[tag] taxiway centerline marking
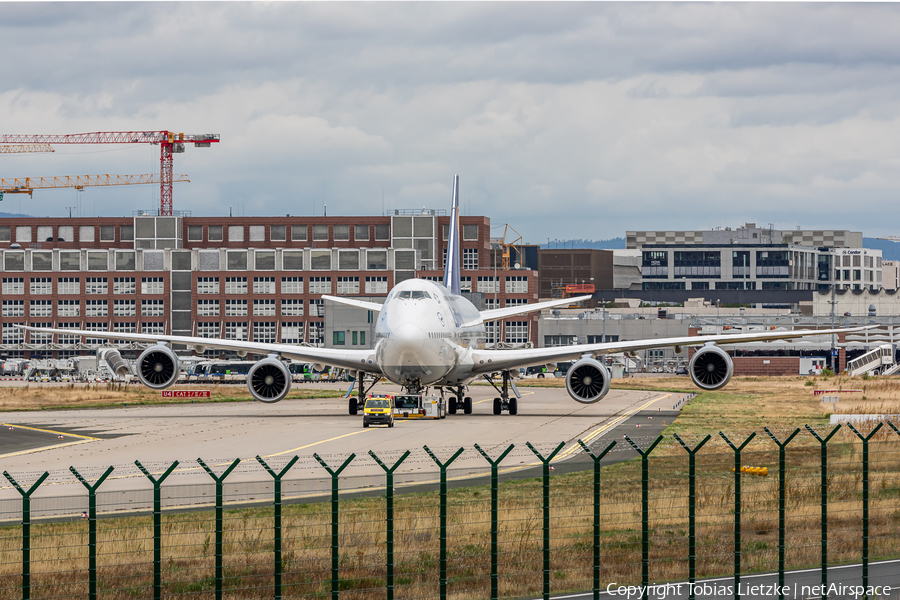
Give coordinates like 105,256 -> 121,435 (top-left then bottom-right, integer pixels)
1,422 -> 100,440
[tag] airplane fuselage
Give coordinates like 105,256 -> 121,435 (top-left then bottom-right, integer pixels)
374,278 -> 485,389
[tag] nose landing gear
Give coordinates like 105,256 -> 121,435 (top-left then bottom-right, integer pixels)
446,385 -> 472,415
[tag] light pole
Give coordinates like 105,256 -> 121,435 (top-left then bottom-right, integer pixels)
601,297 -> 606,344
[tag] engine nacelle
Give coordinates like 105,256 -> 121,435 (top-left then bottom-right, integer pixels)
689,345 -> 734,390
136,345 -> 180,389
247,357 -> 291,403
565,358 -> 611,404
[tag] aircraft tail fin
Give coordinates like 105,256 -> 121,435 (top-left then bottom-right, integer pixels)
443,175 -> 461,295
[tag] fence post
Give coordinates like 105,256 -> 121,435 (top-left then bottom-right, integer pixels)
368,450 -> 411,600
526,441 -> 566,600
762,428 -> 799,600
624,435 -> 664,597
198,458 -> 241,600
424,445 -> 465,600
475,443 -> 515,600
135,460 -> 179,600
313,453 -> 356,600
70,465 -> 114,600
719,432 -> 756,600
257,455 -> 301,600
805,424 -> 840,600
847,422 -> 883,598
673,433 -> 712,600
2,470 -> 49,600
577,439 -> 617,600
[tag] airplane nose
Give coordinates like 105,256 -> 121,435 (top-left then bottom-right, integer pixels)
393,322 -> 424,353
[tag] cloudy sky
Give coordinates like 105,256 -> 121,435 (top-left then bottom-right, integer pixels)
2,3 -> 899,243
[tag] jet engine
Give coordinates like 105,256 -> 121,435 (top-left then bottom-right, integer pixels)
247,357 -> 291,403
136,345 -> 180,389
688,345 -> 734,390
565,358 -> 611,404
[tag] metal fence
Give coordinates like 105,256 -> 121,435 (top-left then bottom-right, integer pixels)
2,422 -> 900,600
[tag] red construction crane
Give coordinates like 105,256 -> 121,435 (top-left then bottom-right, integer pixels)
0,131 -> 219,215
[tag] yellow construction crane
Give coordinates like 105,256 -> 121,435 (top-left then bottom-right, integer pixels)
493,223 -> 523,270
0,173 -> 189,201
0,144 -> 54,154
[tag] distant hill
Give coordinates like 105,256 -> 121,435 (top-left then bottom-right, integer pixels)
0,211 -> 34,218
545,237 -> 627,249
862,238 -> 900,262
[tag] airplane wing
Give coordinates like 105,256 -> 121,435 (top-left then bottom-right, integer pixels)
479,295 -> 593,321
321,295 -> 383,312
469,326 -> 872,373
14,325 -> 379,373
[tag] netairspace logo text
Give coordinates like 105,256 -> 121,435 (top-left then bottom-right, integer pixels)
606,582 -> 893,599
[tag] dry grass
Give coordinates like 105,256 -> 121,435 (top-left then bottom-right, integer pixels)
0,383 -> 342,411
2,375 -> 900,599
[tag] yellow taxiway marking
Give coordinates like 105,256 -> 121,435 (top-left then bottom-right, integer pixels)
0,440 -> 94,460
262,427 -> 377,458
1,422 -> 100,441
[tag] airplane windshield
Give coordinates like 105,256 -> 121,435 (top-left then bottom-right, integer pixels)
397,290 -> 431,300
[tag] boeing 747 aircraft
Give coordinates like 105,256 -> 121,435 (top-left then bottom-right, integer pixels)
18,176 -> 864,416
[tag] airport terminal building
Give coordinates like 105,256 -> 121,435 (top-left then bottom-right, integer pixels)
0,213 -> 538,360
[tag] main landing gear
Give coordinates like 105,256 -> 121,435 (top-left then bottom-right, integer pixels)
446,385 -> 472,415
348,370 -> 379,415
484,371 -> 519,416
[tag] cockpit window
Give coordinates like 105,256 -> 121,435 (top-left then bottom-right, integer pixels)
397,290 -> 431,300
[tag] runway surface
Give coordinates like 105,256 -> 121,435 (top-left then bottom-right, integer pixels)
0,383 -> 686,501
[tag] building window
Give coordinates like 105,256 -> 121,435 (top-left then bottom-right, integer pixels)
121,225 -> 134,241
463,224 -> 478,241
313,225 -> 329,241
641,250 -> 669,278
283,250 -> 303,271
336,277 -> 360,295
228,225 -> 244,242
197,322 -> 220,338
249,225 -> 265,242
208,225 -> 224,242
505,321 -> 529,344
115,251 -> 136,271
309,299 -> 324,317
141,277 -> 165,294
57,300 -> 80,317
29,300 -> 53,317
255,251 -> 275,270
309,277 -> 332,295
505,298 -> 528,307
85,300 -> 108,317
197,277 -> 220,294
31,252 -> 52,271
87,251 -> 108,271
253,276 -> 276,294
254,299 -> 276,316
309,322 -> 324,346
281,299 -> 304,316
2,278 -> 24,295
113,300 -> 136,317
365,277 -> 388,294
333,331 -> 346,345
334,225 -> 350,241
100,225 -> 116,242
197,299 -> 219,317
545,335 -> 577,347
281,277 -> 304,294
29,322 -> 53,345
463,248 -> 479,270
188,225 -> 203,241
59,251 -> 80,271
270,225 -> 286,241
30,278 -> 52,295
113,277 -> 136,294
225,299 -> 248,316
225,322 -> 248,340
374,224 -> 390,240
4,252 -> 24,271
2,300 -> 24,317
338,250 -> 359,270
55,277 -> 80,295
253,322 -> 277,343
505,276 -> 528,294
310,250 -> 331,270
461,277 -> 472,292
756,251 -> 790,278
355,225 -> 369,241
291,225 -> 307,242
225,277 -> 248,294
227,251 -> 248,270
281,322 -> 304,344
86,278 -> 108,295
0,226 -> 8,241
366,250 -> 387,270
142,299 -> 165,317
2,323 -> 25,345
477,276 -> 498,294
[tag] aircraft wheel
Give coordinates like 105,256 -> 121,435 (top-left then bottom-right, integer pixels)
349,398 -> 358,415
509,397 -> 518,416
448,402 -> 457,415
493,398 -> 502,415
464,397 -> 473,414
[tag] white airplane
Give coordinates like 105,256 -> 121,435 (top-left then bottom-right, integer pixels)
19,176 -> 864,416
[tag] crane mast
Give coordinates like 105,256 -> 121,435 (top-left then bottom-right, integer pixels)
0,131 -> 218,215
